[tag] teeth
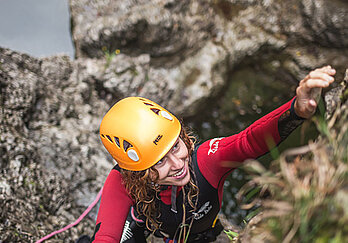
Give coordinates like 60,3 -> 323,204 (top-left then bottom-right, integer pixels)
171,168 -> 184,177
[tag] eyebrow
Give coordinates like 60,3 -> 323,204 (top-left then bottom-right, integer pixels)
172,138 -> 180,147
158,138 -> 180,162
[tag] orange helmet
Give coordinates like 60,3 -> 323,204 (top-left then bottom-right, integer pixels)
99,97 -> 181,171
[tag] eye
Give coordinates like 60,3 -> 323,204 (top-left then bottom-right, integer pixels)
172,141 -> 180,152
155,159 -> 165,167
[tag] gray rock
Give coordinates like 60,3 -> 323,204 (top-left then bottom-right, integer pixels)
70,0 -> 214,62
0,47 -> 110,241
70,0 -> 348,121
1,0 -> 348,241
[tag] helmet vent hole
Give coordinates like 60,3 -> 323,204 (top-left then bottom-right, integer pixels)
114,137 -> 120,147
101,134 -> 105,138
123,140 -> 133,152
106,135 -> 113,143
127,149 -> 139,162
151,108 -> 160,115
160,110 -> 173,121
139,98 -> 146,101
144,102 -> 154,106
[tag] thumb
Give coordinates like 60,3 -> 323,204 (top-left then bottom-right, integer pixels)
307,99 -> 317,114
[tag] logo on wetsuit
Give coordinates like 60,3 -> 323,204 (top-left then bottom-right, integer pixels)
208,138 -> 224,155
192,201 -> 212,220
120,220 -> 133,242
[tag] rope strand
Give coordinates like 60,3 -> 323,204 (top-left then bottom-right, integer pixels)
36,187 -> 103,243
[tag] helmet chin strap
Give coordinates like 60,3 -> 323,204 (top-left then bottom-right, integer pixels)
171,185 -> 178,213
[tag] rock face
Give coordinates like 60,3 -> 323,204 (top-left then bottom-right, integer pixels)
0,48 -> 111,241
1,0 -> 348,242
70,0 -> 348,125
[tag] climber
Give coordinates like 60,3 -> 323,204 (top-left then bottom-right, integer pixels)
90,66 -> 336,242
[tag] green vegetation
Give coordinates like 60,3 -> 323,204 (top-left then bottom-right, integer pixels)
102,46 -> 120,68
224,229 -> 239,241
237,96 -> 348,242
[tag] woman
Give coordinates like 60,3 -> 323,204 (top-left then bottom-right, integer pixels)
92,66 -> 336,242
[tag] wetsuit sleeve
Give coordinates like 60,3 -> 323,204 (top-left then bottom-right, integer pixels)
197,97 -> 304,189
91,169 -> 133,243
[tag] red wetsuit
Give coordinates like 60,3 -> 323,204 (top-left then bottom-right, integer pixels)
92,98 -> 304,242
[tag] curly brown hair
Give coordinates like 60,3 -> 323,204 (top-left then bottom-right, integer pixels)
119,125 -> 199,232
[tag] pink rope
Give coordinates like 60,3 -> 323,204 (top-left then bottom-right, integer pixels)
36,188 -> 103,243
131,207 -> 144,223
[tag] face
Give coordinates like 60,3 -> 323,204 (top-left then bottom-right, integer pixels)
152,137 -> 191,187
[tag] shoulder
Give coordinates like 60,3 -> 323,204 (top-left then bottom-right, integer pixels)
200,138 -> 225,155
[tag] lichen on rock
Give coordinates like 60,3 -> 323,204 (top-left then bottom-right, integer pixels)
1,0 -> 348,242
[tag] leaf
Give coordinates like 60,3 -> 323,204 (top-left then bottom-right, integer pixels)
224,230 -> 239,240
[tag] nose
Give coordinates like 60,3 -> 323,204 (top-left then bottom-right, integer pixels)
166,153 -> 183,170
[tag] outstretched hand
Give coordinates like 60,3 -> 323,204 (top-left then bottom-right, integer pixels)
294,65 -> 336,119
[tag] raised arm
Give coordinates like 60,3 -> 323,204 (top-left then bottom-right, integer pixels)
197,65 -> 336,188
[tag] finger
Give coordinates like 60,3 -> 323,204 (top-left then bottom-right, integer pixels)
303,78 -> 331,89
307,70 -> 335,82
296,85 -> 306,97
328,68 -> 336,75
304,99 -> 317,115
308,99 -> 317,107
317,65 -> 331,71
296,99 -> 317,118
315,65 -> 336,75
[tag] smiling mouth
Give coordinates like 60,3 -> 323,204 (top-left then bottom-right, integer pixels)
169,167 -> 186,178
